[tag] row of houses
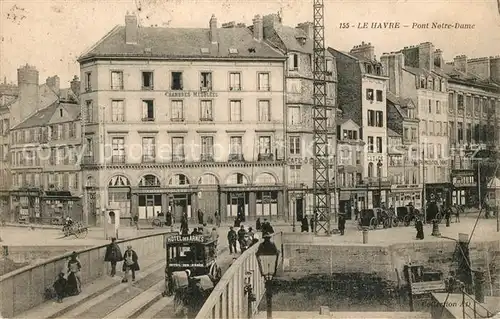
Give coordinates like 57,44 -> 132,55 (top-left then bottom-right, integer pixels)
0,12 -> 499,225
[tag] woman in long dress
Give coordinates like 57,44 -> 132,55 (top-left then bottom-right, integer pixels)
66,252 -> 82,296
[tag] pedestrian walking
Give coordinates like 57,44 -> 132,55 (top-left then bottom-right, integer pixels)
415,216 -> 424,240
256,217 -> 261,231
338,213 -> 346,235
237,225 -> 247,250
455,206 -> 460,223
181,212 -> 189,235
66,252 -> 82,296
445,207 -> 451,227
214,210 -> 221,227
53,272 -> 67,303
166,210 -> 172,227
301,216 -> 309,232
354,207 -> 360,221
310,215 -> 315,232
104,237 -> 123,277
122,245 -> 140,283
210,227 -> 219,241
227,226 -> 237,254
197,209 -> 204,225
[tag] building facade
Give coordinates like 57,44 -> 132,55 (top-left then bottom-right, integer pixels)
386,92 -> 422,209
330,43 -> 390,209
8,70 -> 82,223
79,13 -> 287,224
381,43 -> 450,206
336,114 -> 364,218
260,14 -> 337,221
444,55 -> 500,207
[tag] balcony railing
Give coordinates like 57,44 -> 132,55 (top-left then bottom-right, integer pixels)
171,117 -> 185,122
200,154 -> 214,162
257,153 -> 274,161
228,153 -> 244,162
142,117 -> 155,122
200,117 -> 213,122
172,155 -> 185,163
111,155 -> 125,163
142,155 -> 155,163
141,85 -> 154,90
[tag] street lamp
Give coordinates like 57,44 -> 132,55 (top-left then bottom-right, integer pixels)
256,234 -> 280,319
377,160 -> 383,207
290,191 -> 296,232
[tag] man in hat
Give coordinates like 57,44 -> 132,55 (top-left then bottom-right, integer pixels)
122,245 -> 140,283
104,237 -> 123,277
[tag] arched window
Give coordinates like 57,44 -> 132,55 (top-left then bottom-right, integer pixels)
198,174 -> 219,185
108,175 -> 130,187
139,174 -> 161,187
368,162 -> 374,178
169,174 -> 189,186
226,173 -> 248,185
255,173 -> 277,185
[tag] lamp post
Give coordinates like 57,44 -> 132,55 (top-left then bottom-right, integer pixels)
290,190 -> 296,232
422,148 -> 427,223
377,160 -> 383,207
256,234 -> 280,319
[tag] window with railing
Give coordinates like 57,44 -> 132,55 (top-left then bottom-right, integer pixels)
171,100 -> 184,121
112,137 -> 125,163
230,100 -> 242,122
258,100 -> 270,122
172,137 -> 185,162
229,72 -> 241,91
142,100 -> 154,121
142,137 -> 155,163
201,136 -> 214,161
258,136 -> 272,161
200,100 -> 213,121
229,136 -> 243,161
111,100 -> 124,122
142,71 -> 154,90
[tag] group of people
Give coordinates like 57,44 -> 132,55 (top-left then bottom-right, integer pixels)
51,239 -> 140,303
227,224 -> 260,254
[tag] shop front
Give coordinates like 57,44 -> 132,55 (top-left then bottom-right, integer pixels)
451,171 -> 477,207
10,187 -> 43,223
425,183 -> 451,206
42,190 -> 82,224
389,184 -> 423,210
220,185 -> 284,222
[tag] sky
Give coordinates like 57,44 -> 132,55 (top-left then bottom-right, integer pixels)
1,0 -> 500,86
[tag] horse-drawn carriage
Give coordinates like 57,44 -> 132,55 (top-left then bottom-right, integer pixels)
395,205 -> 421,226
162,234 -> 222,301
357,207 -> 396,230
61,221 -> 88,238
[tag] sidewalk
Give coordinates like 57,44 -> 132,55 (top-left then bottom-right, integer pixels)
15,252 -> 165,319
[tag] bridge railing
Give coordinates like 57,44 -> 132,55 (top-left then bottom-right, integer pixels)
196,232 -> 283,319
0,230 -> 176,318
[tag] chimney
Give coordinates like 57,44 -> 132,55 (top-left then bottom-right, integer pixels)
209,14 -> 218,43
453,55 -> 468,73
125,12 -> 138,44
46,76 -> 60,94
467,57 -> 491,80
380,52 -> 405,97
263,14 -> 282,30
349,41 -> 375,61
252,15 -> 263,41
490,56 -> 500,83
70,75 -> 81,96
434,49 -> 444,68
17,64 -> 39,122
296,22 -> 313,39
418,42 -> 435,70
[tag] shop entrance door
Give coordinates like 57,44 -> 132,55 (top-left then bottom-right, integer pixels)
295,198 -> 303,221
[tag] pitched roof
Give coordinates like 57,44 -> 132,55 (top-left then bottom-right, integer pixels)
271,25 -> 312,53
387,128 -> 401,137
12,102 -> 80,130
79,26 -> 284,61
441,63 -> 500,89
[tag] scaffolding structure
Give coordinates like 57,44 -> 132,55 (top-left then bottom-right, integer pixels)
312,0 -> 331,235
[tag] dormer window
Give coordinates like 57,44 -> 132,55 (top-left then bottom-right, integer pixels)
201,48 -> 210,54
228,48 -> 238,54
59,109 -> 63,117
296,36 -> 306,45
420,77 -> 426,88
366,64 -> 372,74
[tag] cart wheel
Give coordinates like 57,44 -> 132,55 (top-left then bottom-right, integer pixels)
382,219 -> 390,229
403,215 -> 411,227
369,217 -> 378,230
392,218 -> 399,227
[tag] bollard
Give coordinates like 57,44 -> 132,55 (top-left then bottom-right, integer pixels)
431,219 -> 441,237
362,228 -> 368,244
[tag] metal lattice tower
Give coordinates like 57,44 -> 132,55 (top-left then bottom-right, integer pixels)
312,0 -> 331,235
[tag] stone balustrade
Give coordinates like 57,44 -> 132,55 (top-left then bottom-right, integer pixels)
0,230 -> 175,318
196,232 -> 283,319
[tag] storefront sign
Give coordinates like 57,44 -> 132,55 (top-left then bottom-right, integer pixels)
167,235 -> 205,243
392,184 -> 422,190
165,91 -> 218,98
